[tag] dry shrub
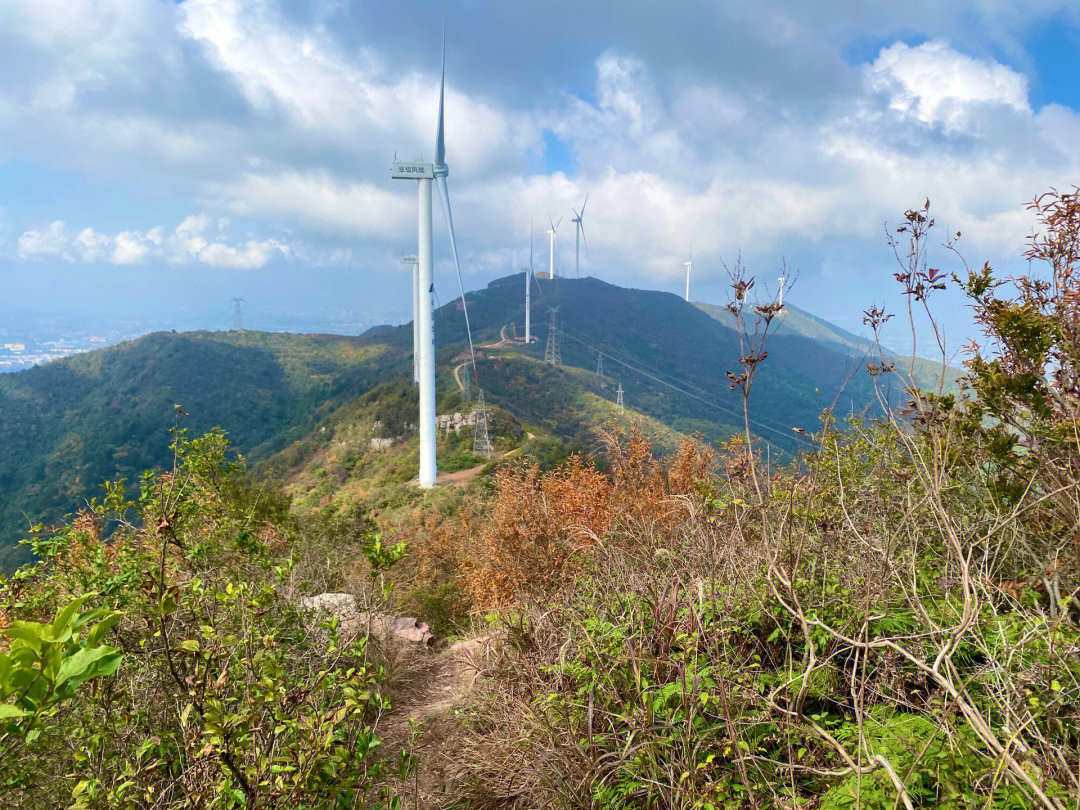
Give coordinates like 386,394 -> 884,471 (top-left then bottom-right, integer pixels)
464,454 -> 611,608
463,432 -> 716,610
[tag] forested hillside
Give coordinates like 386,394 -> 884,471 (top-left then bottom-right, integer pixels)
0,276 -> 945,567
0,330 -> 408,566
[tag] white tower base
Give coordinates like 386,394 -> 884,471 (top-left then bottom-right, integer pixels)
417,178 -> 437,488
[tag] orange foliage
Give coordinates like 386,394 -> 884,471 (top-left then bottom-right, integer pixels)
463,455 -> 611,608
464,431 -> 716,609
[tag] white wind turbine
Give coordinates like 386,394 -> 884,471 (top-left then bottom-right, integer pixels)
571,193 -> 588,278
547,215 -> 562,279
401,254 -> 419,384
391,28 -> 476,488
524,222 -> 533,342
684,254 -> 693,302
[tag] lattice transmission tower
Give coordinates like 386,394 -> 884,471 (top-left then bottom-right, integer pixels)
462,366 -> 472,403
616,382 -> 624,411
544,306 -> 561,367
231,297 -> 245,331
596,351 -> 604,377
472,389 -> 493,458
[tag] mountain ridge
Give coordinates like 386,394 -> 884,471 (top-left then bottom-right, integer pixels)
0,274 -> 953,567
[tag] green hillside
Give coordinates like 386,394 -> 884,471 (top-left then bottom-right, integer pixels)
695,299 -> 955,391
0,330 -> 408,567
0,275 -> 955,567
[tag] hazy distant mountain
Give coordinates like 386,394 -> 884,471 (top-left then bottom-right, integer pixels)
694,300 -> 951,390
0,274 -> 951,567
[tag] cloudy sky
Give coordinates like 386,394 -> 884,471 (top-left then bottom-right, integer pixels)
2,1 -> 1079,348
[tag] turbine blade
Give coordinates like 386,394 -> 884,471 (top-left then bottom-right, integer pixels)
435,24 -> 446,167
556,216 -> 562,231
549,215 -> 556,232
580,222 -> 588,256
436,174 -> 476,378
580,192 -> 588,216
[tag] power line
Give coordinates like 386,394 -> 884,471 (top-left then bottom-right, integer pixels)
564,325 -> 717,403
561,324 -> 819,447
558,329 -> 814,449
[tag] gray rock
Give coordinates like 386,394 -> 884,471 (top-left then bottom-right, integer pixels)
299,593 -> 434,645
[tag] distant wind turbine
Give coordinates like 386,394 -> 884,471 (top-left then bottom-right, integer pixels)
684,254 -> 693,302
525,221 -> 533,342
390,26 -> 476,488
547,215 -> 562,279
571,193 -> 588,278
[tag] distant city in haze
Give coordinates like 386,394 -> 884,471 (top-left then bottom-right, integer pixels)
0,306 -> 407,373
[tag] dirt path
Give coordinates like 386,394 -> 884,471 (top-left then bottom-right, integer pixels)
437,462 -> 488,487
452,323 -> 516,393
380,635 -> 500,808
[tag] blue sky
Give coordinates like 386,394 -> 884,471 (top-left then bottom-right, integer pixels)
2,0 -> 1080,352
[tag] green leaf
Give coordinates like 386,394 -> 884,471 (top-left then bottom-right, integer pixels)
55,646 -> 122,693
52,596 -> 89,636
0,703 -> 28,719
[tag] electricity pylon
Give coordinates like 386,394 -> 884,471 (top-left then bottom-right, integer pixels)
596,351 -> 604,377
545,306 -> 561,366
231,297 -> 244,331
616,382 -> 624,411
472,389 -> 493,458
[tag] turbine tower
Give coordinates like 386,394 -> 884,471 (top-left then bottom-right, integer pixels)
402,255 -> 419,384
391,27 -> 475,488
777,274 -> 786,312
547,216 -> 561,279
684,255 -> 693,302
525,222 -> 533,343
571,193 -> 588,278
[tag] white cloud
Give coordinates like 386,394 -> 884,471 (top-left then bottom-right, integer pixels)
16,214 -> 291,269
2,0 -> 1080,331
178,0 -> 537,179
111,231 -> 154,264
210,171 -> 413,237
868,39 -> 1030,132
75,227 -> 111,261
18,221 -> 69,259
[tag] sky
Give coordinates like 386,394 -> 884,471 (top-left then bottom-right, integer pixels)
2,0 -> 1079,354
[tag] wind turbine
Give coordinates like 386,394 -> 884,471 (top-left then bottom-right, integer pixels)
571,193 -> 588,278
547,215 -> 561,279
390,28 -> 476,488
401,255 -> 419,384
525,222 -> 533,342
684,254 -> 693,302
777,274 -> 786,312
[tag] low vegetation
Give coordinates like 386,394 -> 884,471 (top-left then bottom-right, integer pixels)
1,191 -> 1078,807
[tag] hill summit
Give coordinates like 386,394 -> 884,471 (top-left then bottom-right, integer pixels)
0,274 -> 942,567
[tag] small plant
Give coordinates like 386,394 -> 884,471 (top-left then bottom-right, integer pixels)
0,595 -> 121,776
